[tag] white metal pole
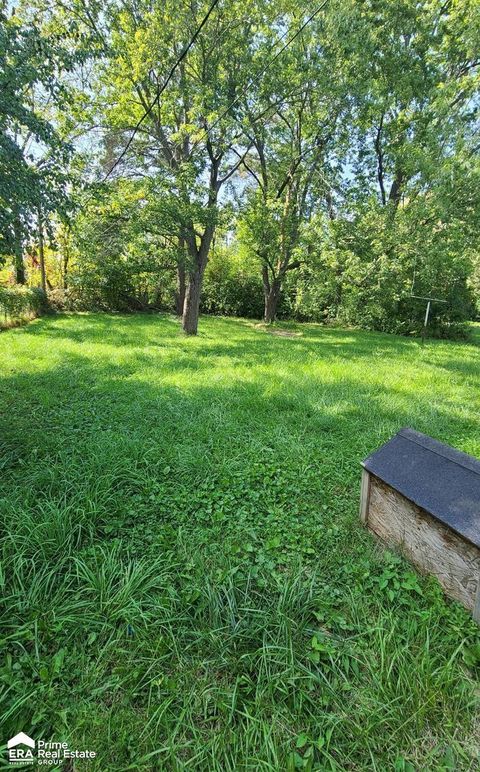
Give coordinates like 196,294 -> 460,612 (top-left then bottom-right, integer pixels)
424,300 -> 431,327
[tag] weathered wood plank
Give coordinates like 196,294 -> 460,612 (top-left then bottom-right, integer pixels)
359,468 -> 371,525
366,474 -> 480,614
474,584 -> 480,624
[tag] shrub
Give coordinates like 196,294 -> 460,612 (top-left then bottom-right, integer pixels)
201,244 -> 264,319
0,286 -> 48,326
284,205 -> 476,339
46,287 -> 88,312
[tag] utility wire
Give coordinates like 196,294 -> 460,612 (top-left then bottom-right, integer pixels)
104,0 -> 222,180
187,0 -> 330,160
105,0 -> 330,178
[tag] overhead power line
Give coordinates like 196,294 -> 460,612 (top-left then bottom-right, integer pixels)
104,0 -> 222,180
187,0 -> 330,160
105,0 -> 330,178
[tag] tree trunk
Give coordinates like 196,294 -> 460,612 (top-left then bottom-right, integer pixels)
181,225 -> 214,334
175,261 -> 186,316
388,170 -> 404,209
264,278 -> 281,324
62,226 -> 71,289
13,218 -> 25,284
182,265 -> 204,334
63,254 -> 69,290
38,209 -> 47,294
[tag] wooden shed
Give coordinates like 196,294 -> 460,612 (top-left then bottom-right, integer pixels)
360,428 -> 480,621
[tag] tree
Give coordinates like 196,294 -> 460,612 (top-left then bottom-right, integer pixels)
0,6 -> 79,283
236,4 -> 348,322
90,0 -> 272,333
5,0 -> 477,339
332,0 -> 479,217
291,0 -> 480,334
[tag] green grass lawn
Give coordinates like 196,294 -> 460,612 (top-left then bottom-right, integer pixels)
1,313 -> 479,770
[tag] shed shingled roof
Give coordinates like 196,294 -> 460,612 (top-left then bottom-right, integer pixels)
362,428 -> 480,549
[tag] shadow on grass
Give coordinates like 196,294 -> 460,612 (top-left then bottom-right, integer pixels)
2,315 -> 479,584
18,311 -> 430,368
1,328 -> 478,483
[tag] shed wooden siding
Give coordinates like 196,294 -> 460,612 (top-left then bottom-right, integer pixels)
363,472 -> 480,616
360,429 -> 480,621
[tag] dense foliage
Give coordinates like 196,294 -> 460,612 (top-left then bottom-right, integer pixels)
1,0 -> 479,335
0,284 -> 46,324
0,6 -> 84,282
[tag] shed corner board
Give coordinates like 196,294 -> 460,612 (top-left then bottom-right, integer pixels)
359,468 -> 371,525
474,583 -> 480,624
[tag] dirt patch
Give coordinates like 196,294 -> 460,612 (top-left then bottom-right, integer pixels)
268,330 -> 303,338
251,323 -> 303,338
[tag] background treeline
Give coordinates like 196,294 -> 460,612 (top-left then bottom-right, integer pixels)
1,0 -> 479,337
